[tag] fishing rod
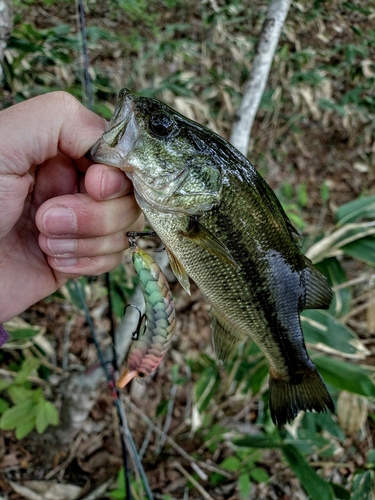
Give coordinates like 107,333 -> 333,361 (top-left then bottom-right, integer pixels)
76,2 -> 153,498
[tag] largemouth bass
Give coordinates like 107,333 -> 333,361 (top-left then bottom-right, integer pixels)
117,243 -> 176,388
90,88 -> 334,425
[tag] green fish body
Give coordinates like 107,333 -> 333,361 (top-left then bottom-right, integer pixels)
90,88 -> 334,425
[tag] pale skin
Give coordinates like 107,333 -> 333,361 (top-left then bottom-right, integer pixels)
0,91 -> 143,323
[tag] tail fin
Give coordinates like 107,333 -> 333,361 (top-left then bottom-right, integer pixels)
269,366 -> 334,426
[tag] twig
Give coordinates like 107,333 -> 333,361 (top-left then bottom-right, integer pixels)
126,398 -> 209,481
139,425 -> 153,461
173,462 -> 215,500
155,383 -> 178,454
29,344 -> 64,374
116,396 -> 154,500
229,0 -> 291,155
0,368 -> 48,386
80,479 -> 114,500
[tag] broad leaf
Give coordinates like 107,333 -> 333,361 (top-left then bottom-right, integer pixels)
342,236 -> 375,267
282,444 -> 334,500
302,310 -> 363,356
315,257 -> 351,316
336,194 -> 375,226
314,356 -> 375,398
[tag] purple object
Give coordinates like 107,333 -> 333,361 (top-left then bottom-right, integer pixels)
0,324 -> 9,347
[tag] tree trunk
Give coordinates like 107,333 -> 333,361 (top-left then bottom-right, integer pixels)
230,0 -> 290,156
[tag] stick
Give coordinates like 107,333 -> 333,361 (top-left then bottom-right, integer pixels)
229,0 -> 291,155
173,462 -> 215,500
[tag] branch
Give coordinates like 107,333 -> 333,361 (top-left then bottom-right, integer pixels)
0,0 -> 12,83
229,0 -> 291,156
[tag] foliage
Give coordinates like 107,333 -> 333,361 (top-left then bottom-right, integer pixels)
0,356 -> 59,439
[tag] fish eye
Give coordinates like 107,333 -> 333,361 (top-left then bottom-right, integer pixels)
148,113 -> 175,138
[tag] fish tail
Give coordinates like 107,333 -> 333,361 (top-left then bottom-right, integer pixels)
269,365 -> 334,426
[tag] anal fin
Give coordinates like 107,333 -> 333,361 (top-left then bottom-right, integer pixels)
211,309 -> 245,362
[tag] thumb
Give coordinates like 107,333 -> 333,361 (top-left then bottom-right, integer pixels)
0,91 -> 105,239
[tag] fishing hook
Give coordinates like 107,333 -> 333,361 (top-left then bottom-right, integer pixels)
124,304 -> 147,340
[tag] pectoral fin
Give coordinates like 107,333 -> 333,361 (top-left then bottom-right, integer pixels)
211,309 -> 245,361
166,248 -> 191,295
180,217 -> 238,268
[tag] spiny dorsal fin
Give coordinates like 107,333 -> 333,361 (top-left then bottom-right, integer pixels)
180,217 -> 239,268
165,248 -> 191,295
211,309 -> 245,361
303,265 -> 333,310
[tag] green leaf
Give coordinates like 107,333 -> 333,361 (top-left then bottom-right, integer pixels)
342,236 -> 375,267
0,398 -> 10,413
351,470 -> 375,500
220,456 -> 241,471
302,310 -> 360,355
233,434 -> 281,449
367,449 -> 375,466
0,399 -> 35,430
14,357 -> 40,384
8,385 -> 33,405
238,473 -> 252,500
250,467 -> 269,483
336,195 -> 375,226
0,378 -> 11,392
314,356 -> 375,398
306,222 -> 375,264
315,257 -> 351,316
15,419 -> 36,439
35,400 -> 58,433
282,444 -> 334,500
6,324 -> 42,341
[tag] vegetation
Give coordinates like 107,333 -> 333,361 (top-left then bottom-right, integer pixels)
1,0 -> 375,498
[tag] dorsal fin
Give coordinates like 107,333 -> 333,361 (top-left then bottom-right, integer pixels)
211,309 -> 245,361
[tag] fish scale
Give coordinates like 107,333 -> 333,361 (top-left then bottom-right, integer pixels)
90,88 -> 335,425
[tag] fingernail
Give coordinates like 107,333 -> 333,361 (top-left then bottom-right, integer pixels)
53,257 -> 78,267
42,206 -> 77,235
101,169 -> 127,199
47,239 -> 77,256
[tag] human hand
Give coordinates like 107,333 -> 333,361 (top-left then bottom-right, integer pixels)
0,91 -> 143,323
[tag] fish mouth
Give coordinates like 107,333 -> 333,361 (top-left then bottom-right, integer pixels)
87,89 -> 137,172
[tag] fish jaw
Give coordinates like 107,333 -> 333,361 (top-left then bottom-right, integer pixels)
89,90 -> 138,171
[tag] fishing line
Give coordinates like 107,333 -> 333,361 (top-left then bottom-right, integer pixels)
75,2 -> 154,499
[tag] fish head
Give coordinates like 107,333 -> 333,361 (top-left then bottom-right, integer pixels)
89,88 -> 223,215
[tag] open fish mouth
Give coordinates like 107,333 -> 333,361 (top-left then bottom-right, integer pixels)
88,89 -> 137,172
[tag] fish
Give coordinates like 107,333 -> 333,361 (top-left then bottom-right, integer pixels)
89,88 -> 334,425
116,244 -> 176,388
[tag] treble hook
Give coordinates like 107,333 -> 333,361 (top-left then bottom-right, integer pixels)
126,231 -> 158,248
124,304 -> 147,340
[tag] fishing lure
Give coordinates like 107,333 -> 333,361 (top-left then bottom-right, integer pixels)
116,235 -> 176,388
